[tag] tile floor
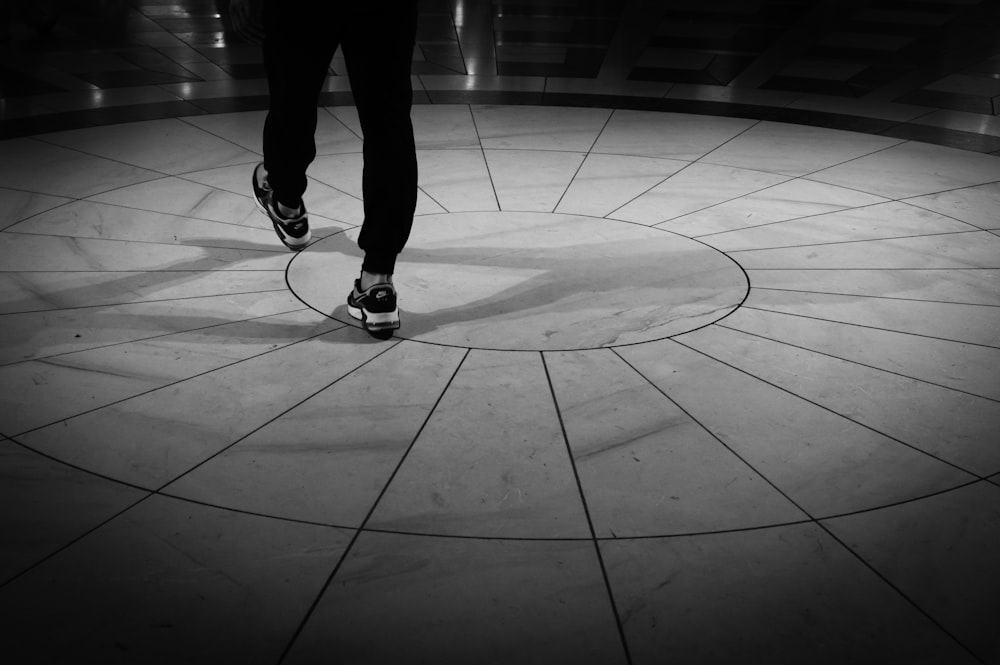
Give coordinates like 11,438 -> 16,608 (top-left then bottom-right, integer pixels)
2,2 -> 1000,664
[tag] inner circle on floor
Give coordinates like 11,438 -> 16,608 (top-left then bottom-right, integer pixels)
287,211 -> 749,351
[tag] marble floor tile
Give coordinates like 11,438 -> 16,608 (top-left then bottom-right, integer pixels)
1,308 -> 336,437
721,307 -> 1000,402
87,176 -> 260,226
182,110 -> 363,157
0,494 -> 352,665
665,83 -> 801,107
367,349 -> 590,538
158,78 -> 270,101
807,140 -> 1000,199
40,118 -> 261,176
591,109 -> 757,161
699,200 -> 979,252
483,149 -> 586,212
545,349 -> 806,537
471,104 -> 612,152
307,152 -> 444,217
419,75 -> 546,92
416,148 -> 499,212
12,199 -> 283,250
408,103 -> 483,149
601,524 -> 980,665
0,270 -> 287,314
13,324 -> 387,488
905,182 -> 1000,230
610,162 -> 790,225
786,94 -> 929,122
910,108 -> 1000,138
664,179 -> 888,239
554,153 -> 686,218
702,121 -> 905,177
0,290 -> 303,365
732,230 -> 1000,270
744,268 -> 1000,306
687,325 -> 1000,475
743,288 -> 1000,346
545,77 -> 672,98
0,138 -> 161,199
179,163 -> 365,230
0,187 -> 73,232
617,337 -> 974,517
285,532 -> 628,665
164,342 -> 466,527
0,438 -> 147,583
823,482 -> 1000,664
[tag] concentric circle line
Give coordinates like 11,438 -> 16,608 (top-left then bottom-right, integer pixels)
273,346 -> 471,665
540,351 -> 635,664
669,335 -> 992,480
738,304 -> 1000,352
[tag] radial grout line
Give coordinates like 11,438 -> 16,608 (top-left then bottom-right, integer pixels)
688,199 -> 892,239
550,108 -> 616,213
468,104 -> 503,211
714,321 -> 1000,405
670,336 -> 990,480
540,352 -> 635,665
418,184 -> 450,214
9,320 -> 347,438
275,347 -> 471,665
900,198 -> 994,233
724,226 -> 995,253
321,106 -> 364,142
0,288 -> 291,316
608,344 -> 992,660
691,117 -> 764,164
175,115 -> 263,157
2,228 -> 291,254
0,301 -> 311,368
750,286 -> 1000,308
738,304 -> 1000,351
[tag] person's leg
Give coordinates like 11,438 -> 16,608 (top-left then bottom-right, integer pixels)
261,0 -> 339,209
340,2 -> 420,283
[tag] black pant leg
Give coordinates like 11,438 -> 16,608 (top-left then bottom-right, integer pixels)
262,1 -> 339,207
341,2 -> 420,275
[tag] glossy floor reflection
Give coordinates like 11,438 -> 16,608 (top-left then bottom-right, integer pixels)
2,104 -> 1000,664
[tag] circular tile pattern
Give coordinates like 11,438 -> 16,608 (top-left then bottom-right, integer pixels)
287,211 -> 749,351
2,105 -> 999,544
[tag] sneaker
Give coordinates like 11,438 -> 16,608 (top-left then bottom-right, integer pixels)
347,280 -> 400,338
251,162 -> 311,251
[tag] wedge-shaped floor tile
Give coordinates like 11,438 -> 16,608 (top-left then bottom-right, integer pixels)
0,494 -> 351,665
807,140 -> 1000,199
284,532 -> 628,665
702,120 -> 904,177
686,325 -> 1000,475
1,308 -> 337,435
592,109 -> 756,162
745,268 -> 1000,306
601,524 -> 980,665
823,482 -> 1000,664
484,148 -> 586,212
367,349 -> 591,538
545,349 -> 806,537
17,325 -> 386,487
555,153 -> 686,218
722,307 -> 1000,401
40,118 -> 260,175
610,162 -> 790,225
164,341 -> 467,526
417,148 -> 499,212
743,287 -> 1000,346
699,200 -> 978,253
472,104 -> 613,152
0,439 -> 147,583
617,337 -> 974,517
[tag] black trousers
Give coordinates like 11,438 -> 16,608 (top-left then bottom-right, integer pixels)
262,1 -> 419,275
